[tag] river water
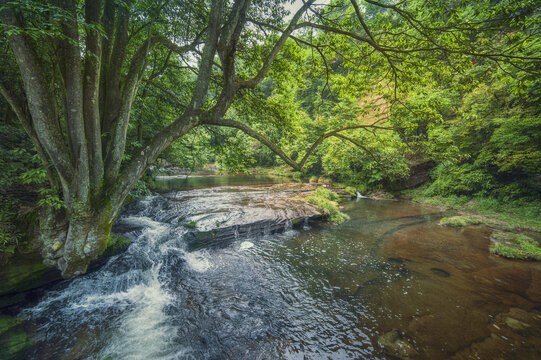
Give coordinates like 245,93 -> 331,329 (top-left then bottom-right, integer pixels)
20,176 -> 541,359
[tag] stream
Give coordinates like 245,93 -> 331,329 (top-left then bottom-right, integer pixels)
18,176 -> 541,359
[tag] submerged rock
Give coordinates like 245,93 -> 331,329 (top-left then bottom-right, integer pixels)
505,317 -> 530,331
377,329 -> 418,359
430,267 -> 451,278
239,241 -> 254,250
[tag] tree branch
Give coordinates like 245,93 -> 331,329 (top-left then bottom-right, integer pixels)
0,3 -> 74,186
239,0 -> 316,89
83,0 -> 104,191
109,1 -> 225,214
204,117 -> 301,171
103,34 -> 203,183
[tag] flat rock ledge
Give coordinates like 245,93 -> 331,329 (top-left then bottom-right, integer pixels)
181,183 -> 326,251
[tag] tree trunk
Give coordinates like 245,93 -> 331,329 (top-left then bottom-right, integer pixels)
39,205 -> 113,278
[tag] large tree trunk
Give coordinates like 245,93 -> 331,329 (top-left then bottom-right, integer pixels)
39,204 -> 113,278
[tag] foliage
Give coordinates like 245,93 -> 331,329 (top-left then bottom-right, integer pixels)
131,180 -> 152,198
0,0 -> 540,275
183,221 -> 197,230
344,186 -> 357,197
490,232 -> 541,261
0,200 -> 20,254
406,187 -> 541,232
102,234 -> 131,258
305,187 -> 349,224
0,124 -> 39,188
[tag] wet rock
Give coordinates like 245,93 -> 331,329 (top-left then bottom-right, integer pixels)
377,329 -> 418,359
184,216 -> 321,251
152,184 -> 326,251
0,254 -> 62,309
430,267 -> 450,277
505,317 -> 530,331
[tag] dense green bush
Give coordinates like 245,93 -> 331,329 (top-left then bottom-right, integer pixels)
306,188 -> 349,224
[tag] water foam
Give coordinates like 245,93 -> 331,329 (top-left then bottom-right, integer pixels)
239,241 -> 254,250
183,250 -> 212,272
97,265 -> 177,360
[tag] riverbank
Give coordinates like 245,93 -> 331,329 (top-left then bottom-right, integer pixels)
400,187 -> 541,233
250,166 -> 541,233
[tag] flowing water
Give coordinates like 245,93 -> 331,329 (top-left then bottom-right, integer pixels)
19,176 -> 541,359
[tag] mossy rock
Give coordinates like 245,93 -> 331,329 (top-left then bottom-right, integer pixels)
489,232 -> 541,261
0,254 -> 61,297
439,215 -> 483,227
101,234 -> 131,258
0,315 -> 33,360
305,188 -> 349,224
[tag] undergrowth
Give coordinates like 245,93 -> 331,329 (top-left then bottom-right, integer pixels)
306,188 -> 349,224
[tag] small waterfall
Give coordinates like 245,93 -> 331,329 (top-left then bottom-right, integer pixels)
21,183 -> 325,359
284,219 -> 293,232
356,191 -> 369,199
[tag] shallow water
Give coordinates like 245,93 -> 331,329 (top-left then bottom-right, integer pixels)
20,179 -> 541,359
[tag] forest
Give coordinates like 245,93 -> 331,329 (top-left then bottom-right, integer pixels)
2,0 -> 539,276
1,1 -> 541,359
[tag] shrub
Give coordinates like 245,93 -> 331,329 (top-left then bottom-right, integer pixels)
102,234 -> 131,257
313,187 -> 339,201
344,186 -> 357,197
0,201 -> 21,254
306,187 -> 349,224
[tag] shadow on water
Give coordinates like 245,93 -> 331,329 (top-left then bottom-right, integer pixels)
17,178 -> 541,360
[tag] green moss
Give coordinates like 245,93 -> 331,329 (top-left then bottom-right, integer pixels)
183,221 -> 197,229
0,254 -> 60,297
490,232 -> 541,261
344,186 -> 357,197
306,187 -> 349,224
403,187 -> 541,232
0,315 -> 33,360
101,234 -> 131,257
439,215 -> 483,227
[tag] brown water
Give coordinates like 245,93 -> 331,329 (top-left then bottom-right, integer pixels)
335,199 -> 541,359
20,182 -> 541,359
